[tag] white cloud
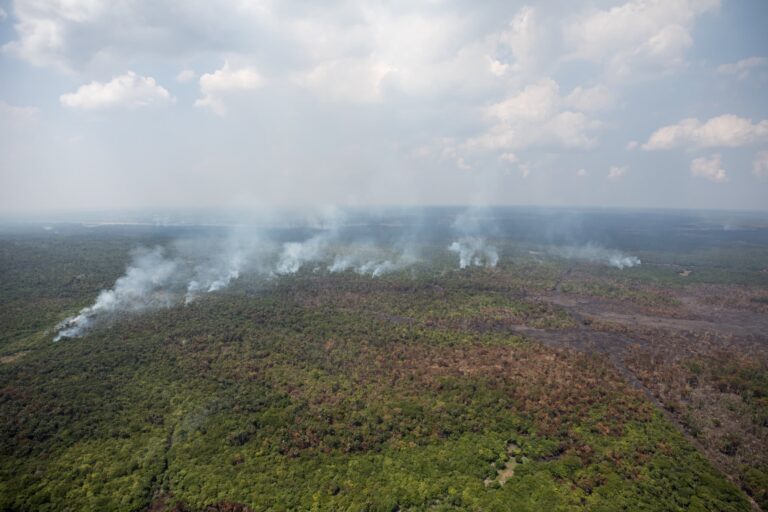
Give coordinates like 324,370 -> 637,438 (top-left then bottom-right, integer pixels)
690,154 -> 727,182
493,6 -> 541,77
0,7 -> 7,21
0,0 -> 510,100
195,61 -> 262,115
0,2 -> 571,105
0,100 -> 39,123
564,0 -> 719,79
564,84 -> 615,112
608,165 -> 627,179
487,57 -> 508,77
753,151 -> 768,179
717,57 -> 767,80
1,1 -> 277,73
0,100 -> 40,133
626,140 -> 639,150
464,78 -> 601,152
2,0 -> 109,69
642,115 -> 768,150
576,168 -> 588,177
456,157 -> 471,171
291,5 -> 505,101
60,71 -> 174,109
176,69 -> 196,83
500,152 -> 518,164
298,58 -> 394,103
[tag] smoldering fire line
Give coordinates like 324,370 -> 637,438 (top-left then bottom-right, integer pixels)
52,210 -> 642,341
53,233 -> 425,341
548,243 -> 641,269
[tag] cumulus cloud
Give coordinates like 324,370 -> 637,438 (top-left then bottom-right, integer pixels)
195,61 -> 262,115
0,100 -> 39,122
2,0 -> 762,211
563,84 -> 615,112
753,151 -> 768,179
464,78 -> 601,153
608,165 -> 627,179
500,152 -> 518,164
690,154 -> 727,182
642,115 -> 768,150
2,0 -> 108,69
60,71 -> 174,109
717,57 -> 767,80
1,0 -> 276,71
292,5 -> 503,100
492,5 -> 541,77
298,59 -> 394,103
176,69 -> 196,83
0,0 -> 506,98
564,0 -> 719,78
576,168 -> 587,177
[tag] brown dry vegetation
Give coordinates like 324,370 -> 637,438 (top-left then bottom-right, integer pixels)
533,274 -> 768,510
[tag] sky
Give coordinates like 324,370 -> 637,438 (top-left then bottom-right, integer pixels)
0,0 -> 767,214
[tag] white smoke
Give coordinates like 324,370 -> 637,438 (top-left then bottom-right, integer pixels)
185,249 -> 246,304
54,247 -> 180,341
449,208 -> 500,270
274,205 -> 348,274
328,242 -> 419,277
183,234 -> 261,304
55,229 -> 425,340
275,233 -> 332,274
356,260 -> 398,277
53,207 -> 472,341
355,252 -> 418,277
452,207 -> 501,235
448,236 -> 499,269
550,244 -> 641,269
608,253 -> 641,269
55,234 -> 263,340
372,258 -> 416,276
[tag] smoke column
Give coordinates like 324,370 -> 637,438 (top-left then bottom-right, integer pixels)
550,244 -> 641,269
328,243 -> 419,277
448,209 -> 500,269
185,249 -> 246,304
54,247 -> 180,341
276,234 -> 331,274
448,237 -> 499,269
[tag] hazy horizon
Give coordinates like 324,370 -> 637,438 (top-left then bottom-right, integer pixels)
3,203 -> 768,226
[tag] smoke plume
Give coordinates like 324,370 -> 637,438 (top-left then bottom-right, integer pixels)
331,245 -> 419,276
448,236 -> 499,269
185,249 -> 246,304
276,233 -> 332,274
448,209 -> 500,269
550,244 -> 641,269
55,247 -> 181,341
